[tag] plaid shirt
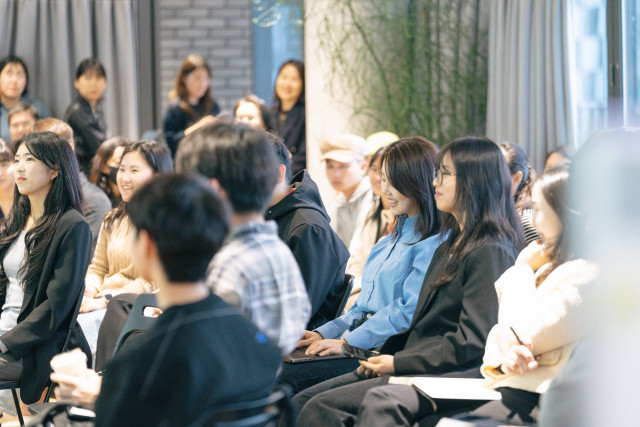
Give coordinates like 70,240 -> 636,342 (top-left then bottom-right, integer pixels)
207,221 -> 310,355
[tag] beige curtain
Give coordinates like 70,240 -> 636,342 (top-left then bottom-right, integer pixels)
0,0 -> 139,139
486,0 -> 574,171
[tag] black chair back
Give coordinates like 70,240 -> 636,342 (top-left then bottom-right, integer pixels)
333,274 -> 354,319
111,293 -> 159,357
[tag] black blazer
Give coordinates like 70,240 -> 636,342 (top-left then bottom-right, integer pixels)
0,209 -> 92,403
380,239 -> 518,378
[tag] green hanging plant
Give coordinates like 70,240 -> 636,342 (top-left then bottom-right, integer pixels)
315,0 -> 488,146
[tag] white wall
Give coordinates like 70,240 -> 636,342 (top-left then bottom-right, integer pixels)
304,0 -> 362,213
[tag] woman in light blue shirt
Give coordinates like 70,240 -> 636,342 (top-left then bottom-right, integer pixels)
279,136 -> 444,393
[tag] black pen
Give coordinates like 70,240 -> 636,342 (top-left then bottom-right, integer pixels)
510,326 -> 524,345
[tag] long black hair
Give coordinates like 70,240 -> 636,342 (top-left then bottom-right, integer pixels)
499,141 -> 537,213
380,137 -> 440,242
0,131 -> 84,292
534,166 -> 571,286
103,140 -> 173,232
432,137 -> 524,288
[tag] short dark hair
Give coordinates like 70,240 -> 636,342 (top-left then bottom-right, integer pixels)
0,55 -> 30,96
75,58 -> 106,80
268,132 -> 292,184
7,102 -> 39,124
175,122 -> 279,214
128,174 -> 231,282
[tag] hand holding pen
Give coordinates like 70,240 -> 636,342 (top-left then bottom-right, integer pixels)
501,327 -> 539,375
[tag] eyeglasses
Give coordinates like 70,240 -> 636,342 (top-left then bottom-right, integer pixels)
433,169 -> 456,185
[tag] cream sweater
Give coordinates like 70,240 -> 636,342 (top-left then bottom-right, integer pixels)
481,259 -> 597,393
85,214 -> 154,297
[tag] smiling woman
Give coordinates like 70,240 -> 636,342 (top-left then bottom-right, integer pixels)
271,59 -> 306,175
77,140 -> 173,356
162,54 -> 221,157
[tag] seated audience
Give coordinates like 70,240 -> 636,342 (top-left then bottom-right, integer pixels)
176,122 -> 310,355
163,54 -> 220,156
51,174 -> 283,426
92,123 -> 312,370
359,167 -> 597,426
346,145 -> 394,279
31,118 -> 111,250
78,140 -> 172,354
499,142 -> 539,244
267,135 -> 349,330
89,136 -> 129,207
7,102 -> 38,142
0,132 -> 91,407
292,137 -> 524,426
64,58 -> 108,173
234,94 -> 274,131
544,144 -> 574,170
322,133 -> 372,246
279,137 -> 443,394
0,138 -> 13,219
271,59 -> 306,175
0,55 -> 51,141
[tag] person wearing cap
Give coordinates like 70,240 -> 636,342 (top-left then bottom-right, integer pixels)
365,131 -> 398,163
321,133 -> 373,247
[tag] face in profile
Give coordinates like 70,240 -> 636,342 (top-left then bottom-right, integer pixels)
275,64 -> 303,107
381,163 -> 417,217
0,62 -> 27,102
531,182 -> 562,245
74,70 -> 107,106
184,67 -> 210,102
117,150 -> 155,203
433,152 -> 457,216
14,144 -> 57,199
235,101 -> 266,131
368,156 -> 383,197
325,159 -> 366,193
9,111 -> 37,142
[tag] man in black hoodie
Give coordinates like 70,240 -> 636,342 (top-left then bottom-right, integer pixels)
266,136 -> 350,330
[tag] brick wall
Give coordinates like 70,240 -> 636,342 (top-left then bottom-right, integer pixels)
156,0 -> 253,114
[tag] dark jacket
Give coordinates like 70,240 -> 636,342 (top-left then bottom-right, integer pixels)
380,239 -> 518,378
271,100 -> 306,175
63,95 -> 107,174
266,170 -> 349,330
95,293 -> 282,427
0,209 -> 92,403
162,98 -> 221,157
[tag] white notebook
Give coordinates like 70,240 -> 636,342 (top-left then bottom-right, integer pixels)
388,376 -> 502,401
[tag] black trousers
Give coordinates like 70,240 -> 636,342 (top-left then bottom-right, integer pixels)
94,293 -> 138,371
278,357 -> 361,394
